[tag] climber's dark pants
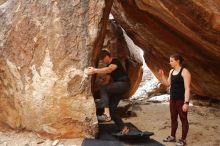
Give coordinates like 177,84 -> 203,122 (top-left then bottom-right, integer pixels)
99,80 -> 130,129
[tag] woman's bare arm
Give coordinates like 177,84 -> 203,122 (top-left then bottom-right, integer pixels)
182,68 -> 191,102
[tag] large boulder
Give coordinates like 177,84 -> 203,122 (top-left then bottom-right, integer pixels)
0,0 -> 112,139
112,0 -> 220,99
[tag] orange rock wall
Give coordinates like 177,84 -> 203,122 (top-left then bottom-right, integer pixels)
112,0 -> 220,99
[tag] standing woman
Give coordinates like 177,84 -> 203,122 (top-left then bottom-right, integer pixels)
159,54 -> 191,146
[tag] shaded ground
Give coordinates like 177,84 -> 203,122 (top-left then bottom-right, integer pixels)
0,102 -> 219,146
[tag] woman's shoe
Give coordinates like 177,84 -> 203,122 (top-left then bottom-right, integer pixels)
163,136 -> 176,142
176,139 -> 186,146
97,114 -> 111,122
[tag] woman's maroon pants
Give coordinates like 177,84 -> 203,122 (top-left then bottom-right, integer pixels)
170,99 -> 189,140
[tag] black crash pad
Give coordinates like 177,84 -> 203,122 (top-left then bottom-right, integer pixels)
112,123 -> 154,140
82,123 -> 164,146
82,139 -> 123,146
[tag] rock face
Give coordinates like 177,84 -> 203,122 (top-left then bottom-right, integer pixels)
112,0 -> 220,99
0,0 -> 111,139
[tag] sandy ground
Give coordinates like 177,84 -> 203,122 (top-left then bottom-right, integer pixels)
0,102 -> 219,146
0,131 -> 83,146
124,102 -> 220,146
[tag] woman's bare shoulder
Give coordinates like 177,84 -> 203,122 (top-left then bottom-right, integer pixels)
182,68 -> 191,76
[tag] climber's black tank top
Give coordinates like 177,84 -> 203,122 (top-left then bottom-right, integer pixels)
170,68 -> 185,100
108,58 -> 129,82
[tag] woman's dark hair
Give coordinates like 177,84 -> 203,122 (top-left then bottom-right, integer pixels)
99,49 -> 111,60
170,53 -> 186,67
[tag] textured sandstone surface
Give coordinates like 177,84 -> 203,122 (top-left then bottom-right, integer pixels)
112,0 -> 220,99
0,0 -> 110,139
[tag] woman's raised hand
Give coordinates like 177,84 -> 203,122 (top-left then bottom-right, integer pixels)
158,69 -> 164,77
